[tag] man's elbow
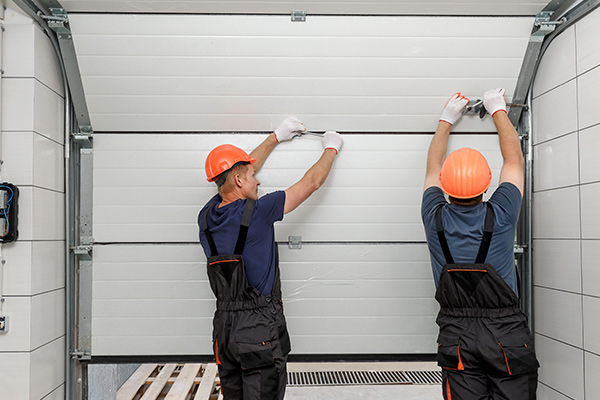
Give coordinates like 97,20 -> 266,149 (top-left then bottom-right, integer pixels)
311,176 -> 325,192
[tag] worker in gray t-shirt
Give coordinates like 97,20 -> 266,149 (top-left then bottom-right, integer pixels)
421,89 -> 539,400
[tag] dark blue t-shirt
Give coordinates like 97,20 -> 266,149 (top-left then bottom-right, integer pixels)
421,182 -> 522,295
198,191 -> 285,296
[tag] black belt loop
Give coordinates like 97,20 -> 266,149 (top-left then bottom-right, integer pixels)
435,206 -> 455,264
202,205 -> 219,257
475,203 -> 495,264
234,199 -> 256,255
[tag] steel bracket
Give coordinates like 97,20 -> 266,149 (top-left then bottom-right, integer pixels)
288,236 -> 302,249
70,349 -> 92,361
514,244 -> 527,255
530,11 -> 563,42
291,10 -> 306,22
46,8 -> 70,36
72,126 -> 94,148
72,245 -> 92,261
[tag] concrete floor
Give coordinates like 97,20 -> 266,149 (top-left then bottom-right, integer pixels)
284,362 -> 442,400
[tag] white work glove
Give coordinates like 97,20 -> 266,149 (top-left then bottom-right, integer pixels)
439,93 -> 470,125
322,131 -> 343,154
483,88 -> 507,116
274,117 -> 305,142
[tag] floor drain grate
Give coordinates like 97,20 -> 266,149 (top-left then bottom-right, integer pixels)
287,370 -> 441,386
403,370 -> 443,385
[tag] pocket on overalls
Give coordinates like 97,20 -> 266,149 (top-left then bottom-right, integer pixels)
497,333 -> 539,375
437,332 -> 465,370
235,324 -> 275,370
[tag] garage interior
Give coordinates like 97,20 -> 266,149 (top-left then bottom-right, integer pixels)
0,0 -> 599,399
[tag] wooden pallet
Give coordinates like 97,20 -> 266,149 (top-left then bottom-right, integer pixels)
117,363 -> 222,400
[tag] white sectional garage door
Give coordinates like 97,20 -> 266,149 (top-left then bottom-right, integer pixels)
70,14 -> 532,356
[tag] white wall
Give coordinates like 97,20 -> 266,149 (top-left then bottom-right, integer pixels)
0,3 -> 66,399
532,7 -> 600,399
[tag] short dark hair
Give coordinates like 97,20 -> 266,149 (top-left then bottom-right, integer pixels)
215,161 -> 250,187
448,194 -> 483,206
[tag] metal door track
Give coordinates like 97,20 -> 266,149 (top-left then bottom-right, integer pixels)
287,370 -> 441,386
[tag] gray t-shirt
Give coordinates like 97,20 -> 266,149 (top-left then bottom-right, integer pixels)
421,182 -> 522,295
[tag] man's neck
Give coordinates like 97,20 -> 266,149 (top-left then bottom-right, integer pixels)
219,190 -> 244,208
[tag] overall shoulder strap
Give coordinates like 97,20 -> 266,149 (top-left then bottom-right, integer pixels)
234,199 -> 256,255
202,205 -> 218,257
435,206 -> 455,264
475,203 -> 495,263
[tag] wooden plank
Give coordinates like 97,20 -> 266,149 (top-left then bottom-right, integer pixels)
140,364 -> 178,400
193,364 -> 218,400
165,363 -> 203,400
117,364 -> 158,400
146,376 -> 202,385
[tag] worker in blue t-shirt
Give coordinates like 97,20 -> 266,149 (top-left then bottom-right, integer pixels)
198,117 -> 342,400
421,89 -> 539,399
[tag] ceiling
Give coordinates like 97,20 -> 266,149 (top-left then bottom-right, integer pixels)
57,0 -> 550,16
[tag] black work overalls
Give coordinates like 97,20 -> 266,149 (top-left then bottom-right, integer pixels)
202,199 -> 291,400
435,203 -> 539,400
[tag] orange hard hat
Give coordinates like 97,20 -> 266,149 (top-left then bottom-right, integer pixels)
439,148 -> 492,199
205,144 -> 256,182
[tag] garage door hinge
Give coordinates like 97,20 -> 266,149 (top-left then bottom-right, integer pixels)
72,244 -> 92,260
73,126 -> 94,148
530,11 -> 565,42
288,236 -> 302,249
291,10 -> 306,22
71,349 -> 92,361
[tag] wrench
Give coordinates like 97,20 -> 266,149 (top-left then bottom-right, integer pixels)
463,99 -> 528,118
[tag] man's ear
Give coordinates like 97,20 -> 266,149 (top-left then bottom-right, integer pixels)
233,173 -> 243,188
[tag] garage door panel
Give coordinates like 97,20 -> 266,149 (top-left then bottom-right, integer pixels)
94,133 -> 503,243
92,336 -> 211,356
279,243 -> 430,261
284,298 -> 438,317
93,317 -> 212,336
94,281 -> 211,300
83,11 -> 524,356
283,280 -> 434,299
70,14 -> 535,37
71,14 -> 531,132
78,55 -> 522,79
290,335 -> 438,354
94,299 -> 215,318
288,317 -> 436,336
74,35 -> 528,58
281,262 -> 433,281
90,114 -> 498,133
92,243 -> 438,355
83,76 -> 522,98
